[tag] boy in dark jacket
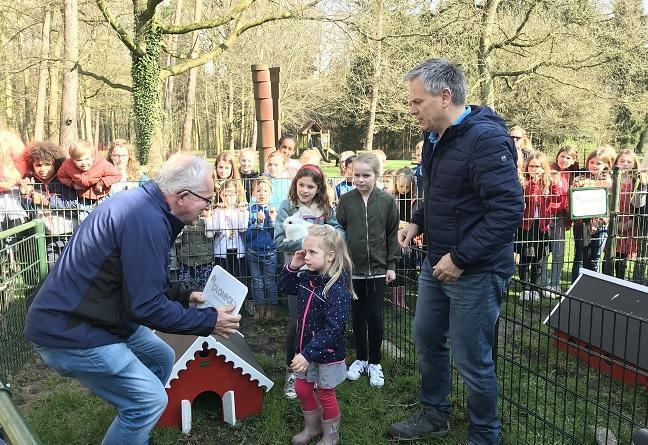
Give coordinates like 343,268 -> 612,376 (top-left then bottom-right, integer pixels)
245,177 -> 278,319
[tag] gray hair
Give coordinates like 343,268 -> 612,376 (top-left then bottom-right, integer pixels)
155,153 -> 211,195
404,59 -> 467,106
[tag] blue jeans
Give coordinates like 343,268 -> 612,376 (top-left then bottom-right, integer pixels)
413,258 -> 507,445
33,326 -> 174,445
246,251 -> 278,305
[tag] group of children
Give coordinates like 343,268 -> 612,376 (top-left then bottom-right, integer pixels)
515,142 -> 648,301
171,139 -> 402,444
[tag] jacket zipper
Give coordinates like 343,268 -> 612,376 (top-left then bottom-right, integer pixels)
364,197 -> 371,276
299,281 -> 316,352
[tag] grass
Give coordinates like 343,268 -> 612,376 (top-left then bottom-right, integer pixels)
22,354 -> 472,445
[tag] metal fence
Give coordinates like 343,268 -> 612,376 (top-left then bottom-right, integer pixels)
2,169 -> 648,442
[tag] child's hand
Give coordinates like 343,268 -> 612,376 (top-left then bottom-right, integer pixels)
268,207 -> 277,222
238,202 -> 248,212
94,182 -> 104,193
290,353 -> 309,373
20,177 -> 34,195
290,249 -> 306,270
257,210 -> 265,224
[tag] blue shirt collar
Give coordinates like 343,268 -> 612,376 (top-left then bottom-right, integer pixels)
427,106 -> 472,145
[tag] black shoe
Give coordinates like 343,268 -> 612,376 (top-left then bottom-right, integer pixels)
389,405 -> 450,440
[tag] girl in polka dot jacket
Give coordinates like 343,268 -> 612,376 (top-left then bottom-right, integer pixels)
278,224 -> 354,445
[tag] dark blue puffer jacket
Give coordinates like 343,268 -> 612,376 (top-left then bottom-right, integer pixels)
278,266 -> 352,364
411,106 -> 524,278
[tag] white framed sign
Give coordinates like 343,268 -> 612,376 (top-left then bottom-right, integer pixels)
569,187 -> 609,220
197,266 -> 248,315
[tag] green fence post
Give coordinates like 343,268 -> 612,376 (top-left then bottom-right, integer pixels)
603,166 -> 621,276
0,382 -> 41,445
34,219 -> 47,282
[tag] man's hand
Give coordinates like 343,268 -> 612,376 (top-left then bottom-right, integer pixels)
213,304 -> 241,339
398,223 -> 420,250
386,269 -> 396,284
432,253 -> 464,282
290,353 -> 309,373
188,292 -> 205,305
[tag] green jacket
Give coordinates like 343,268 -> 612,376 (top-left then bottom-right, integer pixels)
336,187 -> 400,276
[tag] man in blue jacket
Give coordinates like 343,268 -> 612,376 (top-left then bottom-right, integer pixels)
390,59 -> 524,444
24,153 -> 241,445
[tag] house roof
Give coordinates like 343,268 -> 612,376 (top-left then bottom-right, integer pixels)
157,331 -> 274,392
299,120 -> 325,134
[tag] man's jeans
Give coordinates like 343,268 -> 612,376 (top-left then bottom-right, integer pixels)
33,326 -> 174,445
247,251 -> 278,305
414,258 -> 508,445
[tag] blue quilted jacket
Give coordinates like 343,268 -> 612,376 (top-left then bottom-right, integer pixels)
411,106 -> 524,277
278,266 -> 352,364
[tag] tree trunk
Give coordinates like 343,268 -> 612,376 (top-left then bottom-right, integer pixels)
477,0 -> 500,108
94,109 -> 100,149
5,76 -> 14,128
163,0 -> 183,152
228,76 -> 235,152
364,1 -> 383,151
84,106 -> 93,145
131,18 -> 163,165
22,64 -> 34,141
180,0 -> 202,152
636,113 -> 648,153
34,8 -> 52,142
59,0 -> 79,149
240,85 -> 246,148
216,78 -> 224,153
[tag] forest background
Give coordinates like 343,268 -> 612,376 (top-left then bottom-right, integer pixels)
1,0 -> 647,167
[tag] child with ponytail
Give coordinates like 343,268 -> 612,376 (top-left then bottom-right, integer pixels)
278,224 -> 353,445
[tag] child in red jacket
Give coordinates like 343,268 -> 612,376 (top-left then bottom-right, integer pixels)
517,152 -> 563,301
57,140 -> 121,201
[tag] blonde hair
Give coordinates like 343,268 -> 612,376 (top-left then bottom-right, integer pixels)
524,152 -> 551,194
615,149 -> 638,170
305,225 -> 354,299
107,139 -> 142,181
299,149 -> 322,165
354,152 -> 382,176
214,152 -> 241,180
586,146 -> 617,171
69,140 -> 94,159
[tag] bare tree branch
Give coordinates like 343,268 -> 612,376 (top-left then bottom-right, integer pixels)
487,1 -> 539,55
159,0 -> 257,34
94,0 -> 140,55
161,0 -> 321,79
77,63 -> 132,92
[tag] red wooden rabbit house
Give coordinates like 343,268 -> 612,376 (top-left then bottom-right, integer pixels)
156,331 -> 274,433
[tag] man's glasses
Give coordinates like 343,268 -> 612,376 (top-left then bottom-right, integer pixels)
182,190 -> 213,205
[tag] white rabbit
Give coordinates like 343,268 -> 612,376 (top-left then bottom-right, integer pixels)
283,211 -> 313,241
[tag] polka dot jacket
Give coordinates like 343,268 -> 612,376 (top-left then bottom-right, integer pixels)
278,265 -> 352,364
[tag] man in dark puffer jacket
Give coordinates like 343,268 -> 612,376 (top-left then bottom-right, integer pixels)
390,59 -> 524,444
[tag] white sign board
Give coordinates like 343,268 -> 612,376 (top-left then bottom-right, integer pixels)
197,266 -> 247,315
569,187 -> 609,220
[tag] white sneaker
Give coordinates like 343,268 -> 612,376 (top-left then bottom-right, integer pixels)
368,364 -> 384,388
346,360 -> 368,381
520,290 -> 540,301
284,370 -> 297,399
